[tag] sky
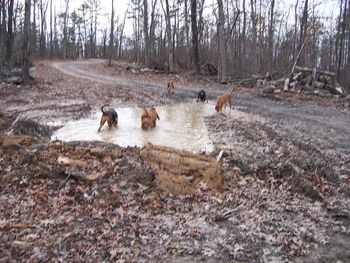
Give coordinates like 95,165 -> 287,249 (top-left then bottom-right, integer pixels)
19,0 -> 340,38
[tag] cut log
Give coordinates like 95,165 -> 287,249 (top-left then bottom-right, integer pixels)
289,81 -> 297,91
262,86 -> 275,94
257,79 -> 264,89
294,66 -> 335,77
140,143 -> 224,195
1,134 -> 33,146
292,72 -> 302,81
312,80 -> 325,89
283,78 -> 290,91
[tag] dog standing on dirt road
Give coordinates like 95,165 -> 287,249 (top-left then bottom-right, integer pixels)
215,87 -> 234,112
141,107 -> 160,129
167,81 -> 175,95
97,105 -> 118,132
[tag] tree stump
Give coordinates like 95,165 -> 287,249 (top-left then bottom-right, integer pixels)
140,144 -> 224,195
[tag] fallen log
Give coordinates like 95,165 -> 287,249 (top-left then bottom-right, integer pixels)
294,66 -> 336,77
140,143 -> 224,195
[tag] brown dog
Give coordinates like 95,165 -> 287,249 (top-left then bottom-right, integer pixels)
141,107 -> 160,129
97,105 -> 118,132
167,81 -> 175,95
215,87 -> 234,112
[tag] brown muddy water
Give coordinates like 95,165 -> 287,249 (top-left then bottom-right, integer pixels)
51,102 -> 263,153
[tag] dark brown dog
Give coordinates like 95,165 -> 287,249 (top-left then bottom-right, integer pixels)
97,105 -> 118,132
167,81 -> 175,95
215,87 -> 234,112
197,89 -> 207,102
141,107 -> 160,129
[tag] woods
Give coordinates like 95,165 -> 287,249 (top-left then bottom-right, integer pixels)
0,0 -> 349,91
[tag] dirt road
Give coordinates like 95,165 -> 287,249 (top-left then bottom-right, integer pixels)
1,59 -> 349,262
50,60 -> 350,172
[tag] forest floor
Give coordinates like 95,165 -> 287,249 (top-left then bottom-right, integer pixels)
0,59 -> 349,262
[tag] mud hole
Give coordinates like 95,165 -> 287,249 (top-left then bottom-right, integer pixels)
52,102 -> 262,153
1,60 -> 350,262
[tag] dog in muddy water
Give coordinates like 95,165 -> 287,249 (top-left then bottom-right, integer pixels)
197,89 -> 207,102
141,107 -> 160,129
215,87 -> 234,112
167,81 -> 175,95
97,105 -> 118,132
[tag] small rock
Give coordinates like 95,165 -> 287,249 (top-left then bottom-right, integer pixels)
262,86 -> 274,94
29,67 -> 36,79
6,76 -> 23,84
10,67 -> 23,77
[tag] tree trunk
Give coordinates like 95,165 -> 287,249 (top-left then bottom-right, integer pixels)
293,0 -> 299,61
118,13 -> 126,59
0,0 -> 5,80
6,0 -> 14,63
191,0 -> 200,74
23,0 -> 32,82
108,0 -> 114,66
143,0 -> 150,66
217,0 -> 226,83
297,0 -> 308,65
267,0 -> 275,73
337,0 -> 347,79
164,0 -> 174,72
63,0 -> 69,59
149,0 -> 157,62
39,0 -> 47,58
250,0 -> 258,73
50,0 -> 53,58
184,0 -> 190,69
347,0 -> 350,84
32,0 -> 37,56
241,0 -> 246,72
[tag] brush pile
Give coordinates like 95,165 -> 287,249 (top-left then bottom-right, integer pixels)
257,66 -> 346,97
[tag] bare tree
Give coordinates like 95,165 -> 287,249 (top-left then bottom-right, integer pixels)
217,0 -> 226,82
50,0 -> 53,57
163,0 -> 174,72
23,0 -> 32,82
6,0 -> 14,63
108,0 -> 114,66
250,0 -> 258,72
149,0 -> 157,62
297,0 -> 308,65
143,0 -> 150,65
337,0 -> 347,79
191,0 -> 200,73
268,0 -> 275,72
39,0 -> 48,58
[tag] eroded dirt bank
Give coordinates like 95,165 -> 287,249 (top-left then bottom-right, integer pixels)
0,59 -> 349,262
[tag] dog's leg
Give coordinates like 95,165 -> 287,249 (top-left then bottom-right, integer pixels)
108,120 -> 113,129
98,119 -> 106,132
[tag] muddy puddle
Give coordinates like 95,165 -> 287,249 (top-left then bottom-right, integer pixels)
51,102 -> 263,153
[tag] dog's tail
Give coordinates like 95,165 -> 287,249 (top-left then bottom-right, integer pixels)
101,104 -> 109,113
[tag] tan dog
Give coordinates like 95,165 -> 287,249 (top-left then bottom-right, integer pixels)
167,81 -> 175,95
141,107 -> 160,129
215,87 -> 234,112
